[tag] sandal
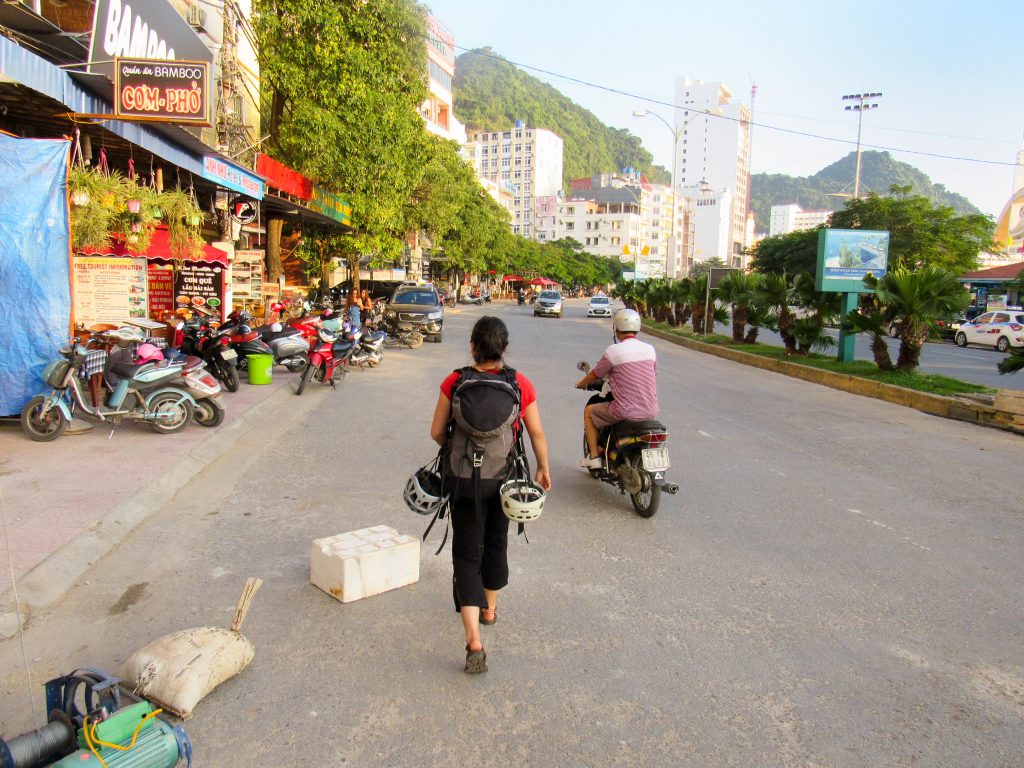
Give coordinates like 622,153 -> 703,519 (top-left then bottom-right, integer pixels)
465,644 -> 488,674
480,607 -> 497,626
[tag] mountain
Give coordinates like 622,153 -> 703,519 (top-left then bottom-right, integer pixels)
453,48 -> 670,190
749,151 -> 982,230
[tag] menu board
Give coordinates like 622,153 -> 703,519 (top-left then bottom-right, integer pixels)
231,250 -> 265,297
72,256 -> 148,325
147,264 -> 175,319
174,263 -> 226,321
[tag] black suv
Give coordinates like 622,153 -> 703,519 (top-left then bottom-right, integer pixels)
383,284 -> 444,342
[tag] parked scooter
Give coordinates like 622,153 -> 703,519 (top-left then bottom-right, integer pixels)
358,327 -> 387,367
177,313 -> 239,392
160,348 -> 227,427
575,361 -> 679,517
20,339 -> 195,441
255,321 -> 310,372
295,326 -> 358,396
221,312 -> 274,373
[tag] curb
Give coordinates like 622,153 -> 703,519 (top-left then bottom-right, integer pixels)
0,380 -> 323,635
643,324 -> 1024,435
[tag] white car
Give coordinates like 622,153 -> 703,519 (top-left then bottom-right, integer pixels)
954,310 -> 1024,352
587,296 -> 613,317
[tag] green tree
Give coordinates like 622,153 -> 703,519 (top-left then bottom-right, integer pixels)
748,227 -> 821,277
754,273 -> 800,354
865,266 -> 971,371
829,185 -> 995,274
842,302 -> 896,371
254,0 -> 431,288
716,271 -> 763,343
689,257 -> 726,279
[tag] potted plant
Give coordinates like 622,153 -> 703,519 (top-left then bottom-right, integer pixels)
158,189 -> 206,260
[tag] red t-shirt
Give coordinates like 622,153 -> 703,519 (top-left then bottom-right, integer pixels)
440,368 -> 537,411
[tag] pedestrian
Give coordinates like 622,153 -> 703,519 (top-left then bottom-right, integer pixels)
359,289 -> 374,320
344,291 -> 361,328
429,316 -> 551,673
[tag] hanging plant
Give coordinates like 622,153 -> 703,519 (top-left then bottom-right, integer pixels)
68,167 -> 125,250
159,189 -> 205,260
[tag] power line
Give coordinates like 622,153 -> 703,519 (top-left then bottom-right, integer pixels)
450,45 -> 1017,168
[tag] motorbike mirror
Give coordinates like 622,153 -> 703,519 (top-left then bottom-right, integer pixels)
577,361 -> 590,372
175,321 -> 184,330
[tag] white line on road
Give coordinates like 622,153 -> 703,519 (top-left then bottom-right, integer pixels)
847,508 -> 932,552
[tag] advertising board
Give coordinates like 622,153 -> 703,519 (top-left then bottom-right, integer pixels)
815,229 -> 890,293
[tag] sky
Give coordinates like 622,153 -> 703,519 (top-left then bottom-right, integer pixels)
424,0 -> 1019,220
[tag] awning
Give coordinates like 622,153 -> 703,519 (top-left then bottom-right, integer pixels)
502,274 -> 524,282
525,277 -> 558,286
78,226 -> 229,266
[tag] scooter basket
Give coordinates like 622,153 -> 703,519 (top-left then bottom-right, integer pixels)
45,360 -> 71,386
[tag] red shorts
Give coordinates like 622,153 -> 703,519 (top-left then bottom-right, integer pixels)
587,401 -> 617,430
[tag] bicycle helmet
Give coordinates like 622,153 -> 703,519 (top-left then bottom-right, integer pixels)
135,343 -> 164,365
499,478 -> 546,523
613,309 -> 642,334
404,469 -> 448,516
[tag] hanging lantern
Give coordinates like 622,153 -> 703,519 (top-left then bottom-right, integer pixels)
131,222 -> 142,233
126,198 -> 141,214
188,213 -> 201,226
151,206 -> 163,219
71,190 -> 90,206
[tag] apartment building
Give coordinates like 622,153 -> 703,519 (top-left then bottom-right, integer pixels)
769,204 -> 832,236
674,77 -> 752,268
422,14 -> 466,143
466,123 -> 564,240
679,182 -> 732,271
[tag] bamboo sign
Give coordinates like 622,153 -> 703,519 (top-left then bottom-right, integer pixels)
114,58 -> 211,126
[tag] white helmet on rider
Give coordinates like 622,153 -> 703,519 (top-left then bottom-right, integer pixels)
499,478 -> 546,523
613,308 -> 642,335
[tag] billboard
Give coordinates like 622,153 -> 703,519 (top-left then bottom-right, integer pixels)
815,229 -> 890,293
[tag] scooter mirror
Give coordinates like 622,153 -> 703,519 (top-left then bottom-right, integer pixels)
577,361 -> 590,372
175,321 -> 184,330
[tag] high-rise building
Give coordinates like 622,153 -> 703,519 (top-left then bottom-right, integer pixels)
673,77 -> 752,268
422,14 -> 466,143
769,204 -> 832,236
679,181 -> 732,271
466,124 -> 563,240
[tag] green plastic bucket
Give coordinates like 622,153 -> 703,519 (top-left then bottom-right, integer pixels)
248,354 -> 274,385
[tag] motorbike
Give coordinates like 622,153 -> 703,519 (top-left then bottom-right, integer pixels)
255,322 -> 310,372
382,318 -> 424,349
352,327 -> 387,368
575,361 -> 679,517
161,348 -> 227,427
177,315 -> 239,392
20,339 -> 195,441
295,326 -> 358,396
459,293 -> 484,306
517,292 -> 526,306
443,293 -> 456,309
221,313 -> 274,374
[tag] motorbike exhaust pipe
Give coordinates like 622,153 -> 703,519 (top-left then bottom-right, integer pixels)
664,483 -> 679,495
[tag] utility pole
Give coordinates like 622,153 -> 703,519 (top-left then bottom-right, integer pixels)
842,92 -> 882,198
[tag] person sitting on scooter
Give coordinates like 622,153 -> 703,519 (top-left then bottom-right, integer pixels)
574,308 -> 659,469
517,287 -> 525,305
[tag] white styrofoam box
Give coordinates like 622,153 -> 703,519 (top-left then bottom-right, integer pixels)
311,525 -> 420,603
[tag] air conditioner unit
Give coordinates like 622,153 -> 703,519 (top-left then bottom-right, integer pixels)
187,5 -> 207,31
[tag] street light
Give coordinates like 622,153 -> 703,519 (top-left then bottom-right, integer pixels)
842,92 -> 882,198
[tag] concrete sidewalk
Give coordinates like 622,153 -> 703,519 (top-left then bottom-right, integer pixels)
0,367 -> 321,634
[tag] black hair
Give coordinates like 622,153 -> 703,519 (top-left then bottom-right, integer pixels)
470,316 -> 508,364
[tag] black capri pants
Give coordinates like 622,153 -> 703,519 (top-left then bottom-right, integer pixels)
450,493 -> 510,611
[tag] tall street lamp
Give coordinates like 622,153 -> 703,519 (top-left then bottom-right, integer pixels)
842,92 -> 882,198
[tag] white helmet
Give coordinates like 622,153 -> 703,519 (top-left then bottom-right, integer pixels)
613,309 -> 642,334
499,478 -> 545,523
404,469 -> 448,516
270,322 -> 283,332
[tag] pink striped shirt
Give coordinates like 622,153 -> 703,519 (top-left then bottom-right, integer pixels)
592,337 -> 659,421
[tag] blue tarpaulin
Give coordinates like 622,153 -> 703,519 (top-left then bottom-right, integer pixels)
0,134 -> 71,417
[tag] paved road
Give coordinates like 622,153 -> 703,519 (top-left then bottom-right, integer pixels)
1,300 -> 1021,767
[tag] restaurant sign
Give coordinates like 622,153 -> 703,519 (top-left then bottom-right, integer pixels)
114,58 -> 210,125
309,185 -> 352,227
202,156 -> 265,200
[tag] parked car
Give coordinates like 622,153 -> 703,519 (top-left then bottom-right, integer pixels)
534,289 -> 563,318
587,295 -> 613,318
383,284 -> 444,342
888,316 -> 968,341
953,311 -> 1024,352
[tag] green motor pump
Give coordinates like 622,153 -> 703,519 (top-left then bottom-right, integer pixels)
50,700 -> 187,768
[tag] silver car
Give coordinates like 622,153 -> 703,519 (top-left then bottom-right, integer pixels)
534,290 -> 562,318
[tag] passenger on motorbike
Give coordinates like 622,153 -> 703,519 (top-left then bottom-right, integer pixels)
573,309 -> 659,469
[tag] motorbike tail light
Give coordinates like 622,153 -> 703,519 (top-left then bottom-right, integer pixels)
642,432 -> 668,444
220,336 -> 230,346
199,373 -> 218,387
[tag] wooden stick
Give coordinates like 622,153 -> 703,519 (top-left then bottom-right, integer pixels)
230,577 -> 263,632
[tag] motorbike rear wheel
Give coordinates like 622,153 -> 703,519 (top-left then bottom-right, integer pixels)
296,361 -> 317,396
220,364 -> 240,393
193,399 -> 225,428
627,454 -> 660,518
21,395 -> 69,442
148,393 -> 194,434
408,332 -> 424,349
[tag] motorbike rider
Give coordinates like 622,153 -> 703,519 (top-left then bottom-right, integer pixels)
517,287 -> 526,305
573,308 -> 659,469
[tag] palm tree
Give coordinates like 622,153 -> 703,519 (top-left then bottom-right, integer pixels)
743,306 -> 771,344
716,271 -> 763,343
690,274 -> 709,334
998,348 -> 1024,375
669,278 -> 693,327
869,267 -> 971,371
753,273 -> 799,354
842,304 -> 896,371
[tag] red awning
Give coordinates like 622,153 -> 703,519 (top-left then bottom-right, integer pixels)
502,274 -> 524,282
525,277 -> 557,286
78,225 -> 229,266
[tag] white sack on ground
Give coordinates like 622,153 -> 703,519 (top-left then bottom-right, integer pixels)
120,626 -> 255,719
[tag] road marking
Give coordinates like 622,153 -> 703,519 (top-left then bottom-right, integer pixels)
697,430 -> 711,438
846,508 -> 931,552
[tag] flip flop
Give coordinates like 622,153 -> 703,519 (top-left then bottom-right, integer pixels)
480,607 -> 497,626
465,644 -> 488,674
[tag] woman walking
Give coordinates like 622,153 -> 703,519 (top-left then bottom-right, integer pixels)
429,316 -> 551,673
